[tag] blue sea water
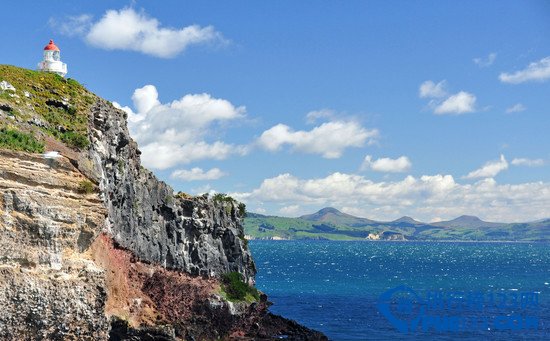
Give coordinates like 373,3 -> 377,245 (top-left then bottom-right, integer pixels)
249,240 -> 550,340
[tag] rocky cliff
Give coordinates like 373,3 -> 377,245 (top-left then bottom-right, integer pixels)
85,98 -> 256,283
0,150 -> 109,340
0,65 -> 326,340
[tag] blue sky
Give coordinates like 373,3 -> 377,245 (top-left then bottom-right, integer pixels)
3,1 -> 550,221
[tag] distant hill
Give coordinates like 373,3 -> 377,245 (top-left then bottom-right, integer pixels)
430,215 -> 503,228
390,216 -> 424,225
299,207 -> 378,226
244,207 -> 550,242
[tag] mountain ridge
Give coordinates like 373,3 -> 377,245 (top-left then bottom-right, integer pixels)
289,207 -> 509,227
244,207 -> 550,241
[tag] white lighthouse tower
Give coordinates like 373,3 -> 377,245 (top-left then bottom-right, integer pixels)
37,40 -> 67,77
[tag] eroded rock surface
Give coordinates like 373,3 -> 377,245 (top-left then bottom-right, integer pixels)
84,100 -> 256,283
0,150 -> 109,340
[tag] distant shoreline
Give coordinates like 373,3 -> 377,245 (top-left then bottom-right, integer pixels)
248,238 -> 550,243
245,208 -> 550,243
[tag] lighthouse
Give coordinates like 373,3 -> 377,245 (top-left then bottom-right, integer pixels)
37,40 -> 67,77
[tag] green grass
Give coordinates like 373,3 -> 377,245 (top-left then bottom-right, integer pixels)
0,128 -> 44,153
220,272 -> 260,302
0,64 -> 96,150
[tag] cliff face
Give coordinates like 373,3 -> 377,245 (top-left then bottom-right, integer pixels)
0,65 -> 326,340
84,99 -> 256,283
0,150 -> 109,340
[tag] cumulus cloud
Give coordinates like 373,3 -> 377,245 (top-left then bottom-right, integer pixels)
52,7 -> 224,58
464,155 -> 508,179
361,155 -> 412,173
420,81 -> 477,115
258,120 -> 379,158
170,167 -> 226,181
473,53 -> 497,67
505,103 -> 526,113
116,85 -> 248,169
511,158 -> 545,167
419,80 -> 447,98
499,57 -> 550,84
232,172 -> 550,222
434,91 -> 477,115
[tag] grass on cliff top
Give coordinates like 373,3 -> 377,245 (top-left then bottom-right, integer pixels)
0,64 -> 96,150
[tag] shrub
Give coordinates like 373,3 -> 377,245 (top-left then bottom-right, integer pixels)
0,128 -> 44,153
59,130 -> 89,149
78,180 -> 94,194
213,193 -> 234,203
221,272 -> 259,302
213,193 -> 247,217
238,202 -> 247,217
66,106 -> 77,115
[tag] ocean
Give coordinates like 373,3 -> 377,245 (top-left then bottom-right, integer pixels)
249,240 -> 550,340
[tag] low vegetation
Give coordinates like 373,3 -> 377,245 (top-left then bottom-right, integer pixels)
212,193 -> 247,217
212,193 -> 235,204
238,202 -> 247,217
220,272 -> 259,302
0,65 -> 96,151
0,128 -> 44,153
78,180 -> 95,194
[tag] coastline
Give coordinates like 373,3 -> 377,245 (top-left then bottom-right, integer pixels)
248,238 -> 550,243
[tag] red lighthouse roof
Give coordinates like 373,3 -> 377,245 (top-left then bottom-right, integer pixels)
44,40 -> 60,51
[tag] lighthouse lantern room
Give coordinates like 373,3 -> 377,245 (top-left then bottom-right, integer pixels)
38,40 -> 67,77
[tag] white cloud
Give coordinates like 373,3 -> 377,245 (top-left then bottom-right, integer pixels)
49,14 -> 93,37
258,120 -> 378,158
499,56 -> 550,84
132,85 -> 160,114
505,103 -> 526,113
419,81 -> 478,115
464,155 -> 508,179
305,109 -> 335,123
119,85 -> 248,169
419,80 -> 447,98
170,167 -> 226,181
511,158 -> 545,167
53,8 -> 224,58
361,155 -> 412,173
434,91 -> 477,115
279,205 -> 301,216
473,53 -> 497,67
232,172 -> 550,222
